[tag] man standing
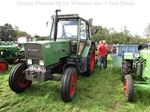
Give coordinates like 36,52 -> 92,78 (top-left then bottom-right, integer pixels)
103,40 -> 108,68
98,41 -> 107,70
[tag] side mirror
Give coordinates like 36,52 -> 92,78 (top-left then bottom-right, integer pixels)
89,18 -> 93,26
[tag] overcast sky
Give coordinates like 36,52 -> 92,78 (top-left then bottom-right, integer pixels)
0,0 -> 149,37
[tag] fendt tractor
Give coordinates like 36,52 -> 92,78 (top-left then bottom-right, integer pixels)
0,42 -> 23,72
8,9 -> 95,102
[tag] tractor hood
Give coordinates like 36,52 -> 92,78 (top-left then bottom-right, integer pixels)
0,44 -> 20,51
24,40 -> 70,66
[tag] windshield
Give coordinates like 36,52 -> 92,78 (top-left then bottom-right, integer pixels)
51,19 -> 77,38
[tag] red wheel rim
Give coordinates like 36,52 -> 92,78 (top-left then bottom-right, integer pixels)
0,62 -> 7,72
18,68 -> 30,88
124,80 -> 128,97
70,73 -> 77,96
90,51 -> 95,70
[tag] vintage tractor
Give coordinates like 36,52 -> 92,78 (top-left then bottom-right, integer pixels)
0,42 -> 23,72
8,9 -> 95,102
111,43 -> 150,102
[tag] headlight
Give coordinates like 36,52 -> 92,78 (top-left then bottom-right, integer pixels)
39,60 -> 44,66
134,53 -> 140,58
27,59 -> 32,64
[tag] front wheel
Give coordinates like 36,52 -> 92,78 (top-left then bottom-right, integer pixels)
0,60 -> 8,72
123,74 -> 134,102
9,63 -> 32,93
121,60 -> 132,82
61,67 -> 77,102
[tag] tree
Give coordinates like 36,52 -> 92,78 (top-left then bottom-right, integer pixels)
0,23 -> 17,41
17,31 -> 30,37
37,36 -> 49,40
91,25 -> 109,43
91,25 -> 147,45
144,23 -> 150,38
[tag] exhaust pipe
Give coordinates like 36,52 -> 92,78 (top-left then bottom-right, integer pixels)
54,9 -> 61,41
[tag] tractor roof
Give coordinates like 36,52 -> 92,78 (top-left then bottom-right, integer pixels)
51,14 -> 88,22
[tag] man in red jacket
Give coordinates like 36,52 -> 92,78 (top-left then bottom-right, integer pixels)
98,41 -> 107,70
103,40 -> 108,68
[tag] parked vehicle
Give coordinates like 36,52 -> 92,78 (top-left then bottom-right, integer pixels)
110,43 -> 150,102
8,9 -> 95,102
0,41 -> 24,72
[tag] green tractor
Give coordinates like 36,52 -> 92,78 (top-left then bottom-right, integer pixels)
0,42 -> 23,72
119,43 -> 150,102
8,9 -> 95,102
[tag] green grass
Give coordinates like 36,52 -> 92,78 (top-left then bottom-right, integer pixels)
1,56 -> 150,112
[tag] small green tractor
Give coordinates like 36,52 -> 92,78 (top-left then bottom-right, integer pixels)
8,9 -> 95,102
111,43 -> 150,102
0,42 -> 23,72
121,43 -> 150,102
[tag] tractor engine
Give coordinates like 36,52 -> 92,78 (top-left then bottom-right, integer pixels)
24,41 -> 70,82
0,48 -> 12,58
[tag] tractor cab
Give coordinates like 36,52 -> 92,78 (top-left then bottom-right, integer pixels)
50,11 -> 93,57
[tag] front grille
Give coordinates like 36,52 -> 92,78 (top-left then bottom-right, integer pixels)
32,59 -> 39,64
25,43 -> 43,60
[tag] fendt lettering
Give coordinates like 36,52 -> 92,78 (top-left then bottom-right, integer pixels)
27,49 -> 39,52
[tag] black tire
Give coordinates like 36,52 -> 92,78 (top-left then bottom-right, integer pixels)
0,60 -> 8,72
123,74 -> 134,102
61,67 -> 77,102
81,45 -> 95,76
20,51 -> 25,60
121,60 -> 132,82
9,63 -> 32,93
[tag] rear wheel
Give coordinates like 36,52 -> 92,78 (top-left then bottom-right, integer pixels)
123,74 -> 134,102
81,45 -> 95,76
61,67 -> 77,102
9,63 -> 32,93
0,60 -> 8,72
121,60 -> 132,82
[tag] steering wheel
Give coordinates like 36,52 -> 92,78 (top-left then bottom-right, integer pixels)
62,32 -> 76,38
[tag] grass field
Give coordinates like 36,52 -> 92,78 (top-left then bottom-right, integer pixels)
1,55 -> 150,112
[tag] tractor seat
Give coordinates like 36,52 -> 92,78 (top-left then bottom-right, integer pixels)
70,40 -> 86,55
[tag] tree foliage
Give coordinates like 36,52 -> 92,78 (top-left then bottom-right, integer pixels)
17,31 -> 30,37
0,23 -> 31,41
91,25 -> 147,45
0,22 -> 148,44
144,23 -> 150,38
37,36 -> 49,40
0,23 -> 17,41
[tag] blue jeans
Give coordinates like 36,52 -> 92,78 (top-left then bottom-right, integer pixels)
99,56 -> 106,70
105,54 -> 108,68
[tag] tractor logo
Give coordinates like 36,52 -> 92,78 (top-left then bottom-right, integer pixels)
28,49 -> 39,53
